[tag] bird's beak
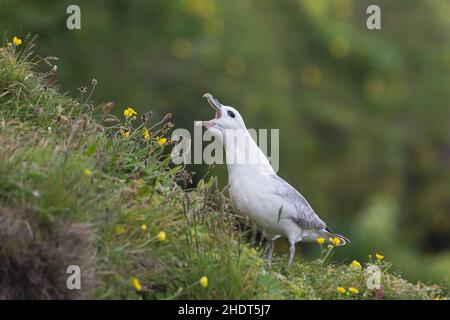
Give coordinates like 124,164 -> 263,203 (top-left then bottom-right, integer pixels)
203,93 -> 222,115
197,93 -> 222,128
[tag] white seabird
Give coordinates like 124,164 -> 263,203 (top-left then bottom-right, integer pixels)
199,93 -> 350,266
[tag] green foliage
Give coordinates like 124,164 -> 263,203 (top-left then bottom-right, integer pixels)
0,40 -> 447,300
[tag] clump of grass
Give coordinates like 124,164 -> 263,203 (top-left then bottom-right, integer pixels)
0,36 -> 447,300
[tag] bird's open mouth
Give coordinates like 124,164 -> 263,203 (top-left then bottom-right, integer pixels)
198,93 -> 222,129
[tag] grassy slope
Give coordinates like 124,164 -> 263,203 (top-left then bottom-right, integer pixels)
0,40 -> 446,300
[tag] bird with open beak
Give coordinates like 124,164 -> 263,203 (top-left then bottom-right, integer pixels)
198,93 -> 349,267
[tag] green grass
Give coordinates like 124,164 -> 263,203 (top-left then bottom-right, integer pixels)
0,37 -> 447,300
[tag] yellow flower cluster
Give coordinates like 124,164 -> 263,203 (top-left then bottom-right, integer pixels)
123,107 -> 137,119
315,237 -> 325,245
132,277 -> 142,291
375,253 -> 384,261
349,287 -> 359,294
13,36 -> 22,46
337,287 -> 346,294
157,231 -> 166,241
156,136 -> 167,145
120,129 -> 130,138
350,260 -> 362,270
337,287 -> 359,294
140,224 -> 148,232
143,128 -> 150,140
199,276 -> 208,288
329,237 -> 341,246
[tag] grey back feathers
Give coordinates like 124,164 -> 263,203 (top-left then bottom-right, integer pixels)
270,175 -> 326,230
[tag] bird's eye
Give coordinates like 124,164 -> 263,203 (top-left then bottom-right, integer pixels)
227,110 -> 235,118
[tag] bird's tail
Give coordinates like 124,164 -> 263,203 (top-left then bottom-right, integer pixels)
323,227 -> 350,246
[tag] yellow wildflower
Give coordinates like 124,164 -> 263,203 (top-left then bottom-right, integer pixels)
13,36 -> 22,46
143,128 -> 150,140
157,231 -> 166,241
349,287 -> 359,294
350,260 -> 362,270
316,237 -> 325,245
120,129 -> 130,138
132,277 -> 142,291
123,107 -> 137,119
329,237 -> 341,246
199,276 -> 208,288
84,168 -> 92,177
115,226 -> 126,234
337,287 -> 346,294
375,253 -> 384,261
157,136 -> 167,145
140,224 -> 148,232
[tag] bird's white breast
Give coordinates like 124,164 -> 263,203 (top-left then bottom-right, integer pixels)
223,129 -> 304,242
228,171 -> 302,239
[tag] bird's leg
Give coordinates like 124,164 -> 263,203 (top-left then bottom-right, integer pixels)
288,242 -> 296,267
267,239 -> 274,268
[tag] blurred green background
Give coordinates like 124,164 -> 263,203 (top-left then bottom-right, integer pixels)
1,0 -> 449,288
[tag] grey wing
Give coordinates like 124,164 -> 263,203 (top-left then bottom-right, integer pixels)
270,175 -> 326,230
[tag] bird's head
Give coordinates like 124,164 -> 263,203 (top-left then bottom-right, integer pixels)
198,93 -> 246,137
